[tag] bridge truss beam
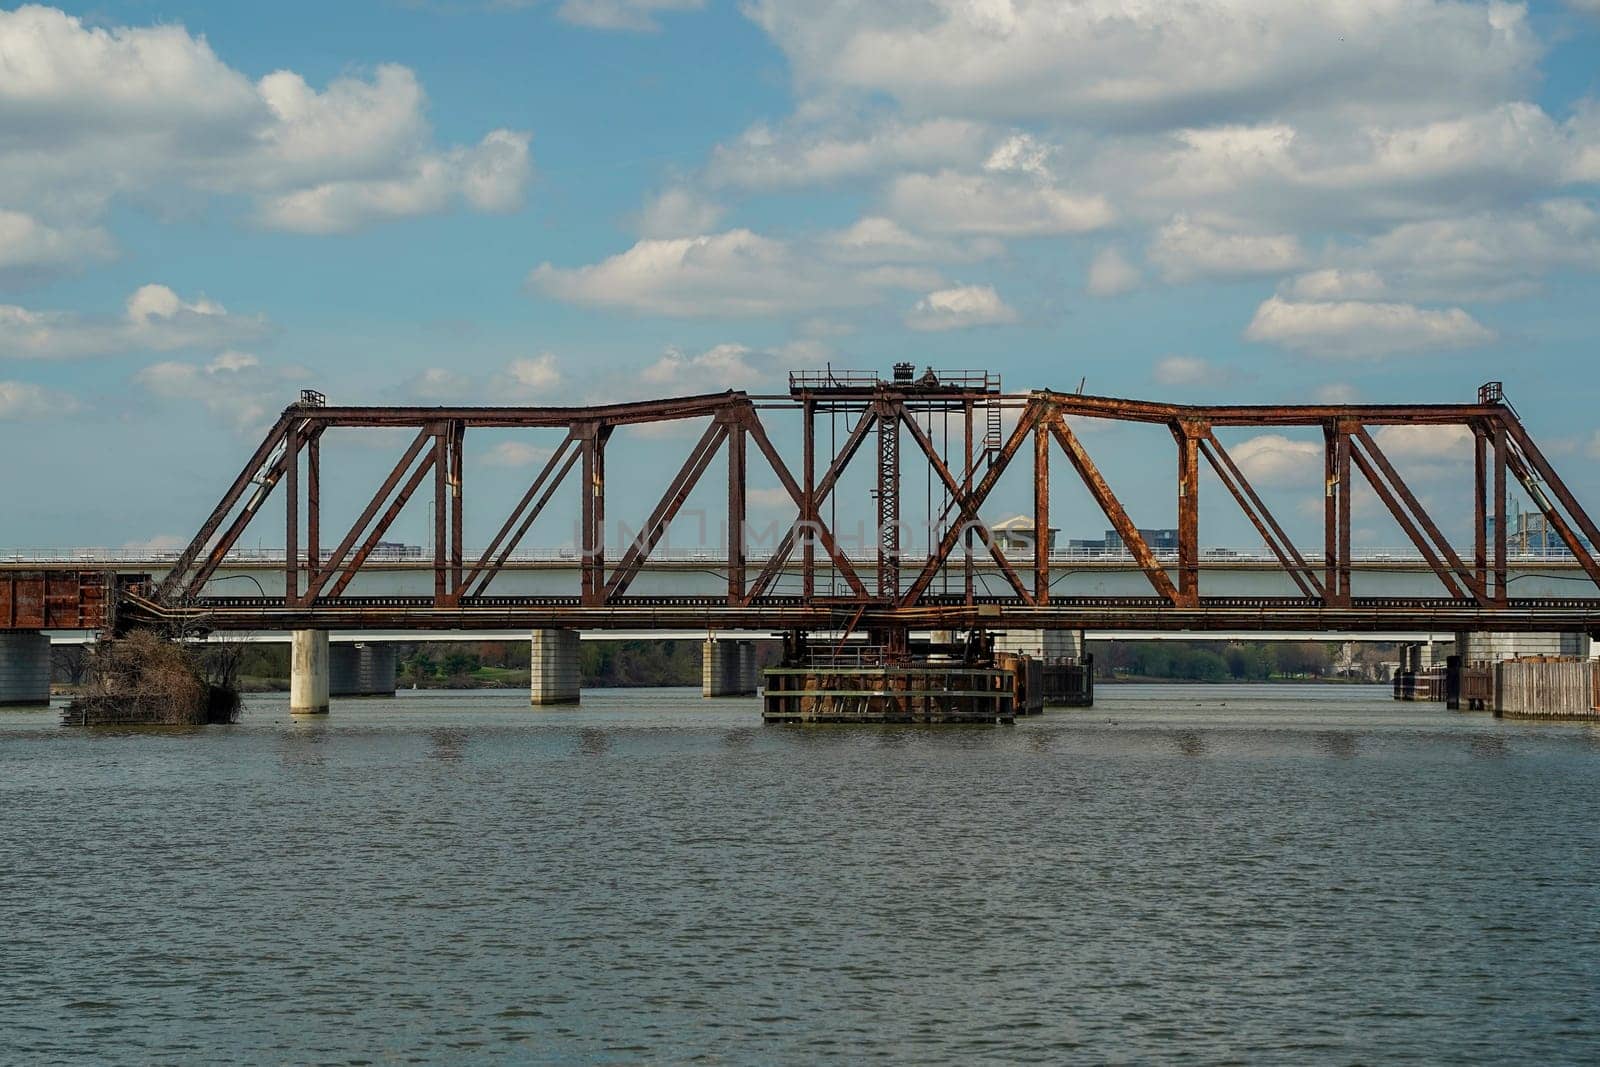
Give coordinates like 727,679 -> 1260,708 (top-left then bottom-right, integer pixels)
129,378 -> 1600,638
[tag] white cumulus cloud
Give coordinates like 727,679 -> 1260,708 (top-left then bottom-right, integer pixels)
1085,245 -> 1141,296
0,379 -> 78,419
135,351 -> 305,431
905,284 -> 1017,331
0,7 -> 533,252
1244,297 -> 1495,358
1150,215 -> 1305,282
886,170 -> 1114,236
529,229 -> 927,317
745,0 -> 1537,127
1229,433 -> 1324,487
0,284 -> 269,360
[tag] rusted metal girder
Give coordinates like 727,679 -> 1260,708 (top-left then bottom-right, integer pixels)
132,378 -> 1600,637
1198,430 -> 1324,599
1,571 -> 121,631
1348,427 -> 1486,603
1048,411 -> 1179,603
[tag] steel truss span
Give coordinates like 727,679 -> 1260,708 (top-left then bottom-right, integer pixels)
121,377 -> 1600,635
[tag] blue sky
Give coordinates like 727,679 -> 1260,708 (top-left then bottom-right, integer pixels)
4,0 -> 1600,556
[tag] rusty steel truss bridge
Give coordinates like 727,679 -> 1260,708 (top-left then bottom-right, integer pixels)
12,372 -> 1600,639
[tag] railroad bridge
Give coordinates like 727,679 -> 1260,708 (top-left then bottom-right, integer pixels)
5,371 -> 1599,715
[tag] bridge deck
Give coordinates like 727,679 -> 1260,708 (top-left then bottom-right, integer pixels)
126,594 -> 1600,634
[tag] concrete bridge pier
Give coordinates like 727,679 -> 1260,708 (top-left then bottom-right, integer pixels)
703,638 -> 756,697
530,628 -> 581,705
739,641 -> 760,694
0,631 -> 50,707
1454,632 -> 1591,661
995,628 -> 1093,707
329,643 -> 397,698
290,630 -> 330,715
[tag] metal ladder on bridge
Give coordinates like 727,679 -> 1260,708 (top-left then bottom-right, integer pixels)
982,373 -> 1003,467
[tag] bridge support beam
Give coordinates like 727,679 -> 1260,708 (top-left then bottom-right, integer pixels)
329,643 -> 397,698
703,638 -> 756,697
290,630 -> 330,715
530,629 -> 580,705
0,632 -> 50,707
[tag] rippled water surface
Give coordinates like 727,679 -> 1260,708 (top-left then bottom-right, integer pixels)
4,684 -> 1600,1064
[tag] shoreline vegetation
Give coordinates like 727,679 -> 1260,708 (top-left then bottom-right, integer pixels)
46,638 -> 1393,696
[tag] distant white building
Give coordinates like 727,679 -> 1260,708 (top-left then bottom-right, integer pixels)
989,514 -> 1057,555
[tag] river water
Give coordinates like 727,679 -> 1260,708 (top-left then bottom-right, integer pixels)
3,684 -> 1599,1064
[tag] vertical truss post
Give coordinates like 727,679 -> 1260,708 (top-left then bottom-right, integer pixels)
802,396 -> 815,601
307,430 -> 320,591
1493,419 -> 1508,603
1034,414 -> 1050,604
964,399 -> 975,605
1323,421 -> 1337,602
578,421 -> 609,606
1474,426 -> 1487,595
1323,420 -> 1352,607
727,411 -> 747,605
432,423 -> 448,603
1175,419 -> 1203,607
876,399 -> 900,601
1337,420 -> 1353,605
449,420 -> 465,599
285,419 -> 300,606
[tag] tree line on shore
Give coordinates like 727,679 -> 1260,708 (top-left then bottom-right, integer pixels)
1090,640 -> 1386,683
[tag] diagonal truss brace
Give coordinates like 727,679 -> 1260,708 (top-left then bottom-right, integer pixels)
1047,412 -> 1179,603
303,428 -> 436,603
901,402 -> 1041,607
1348,426 -> 1485,603
896,405 -> 1034,604
744,408 -> 872,601
463,434 -> 579,596
1199,430 -> 1324,599
605,420 -> 728,601
744,407 -> 870,601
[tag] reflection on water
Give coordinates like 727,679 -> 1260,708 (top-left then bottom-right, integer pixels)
3,683 -> 1599,1064
1172,729 -> 1206,758
576,726 -> 610,756
1314,730 -> 1359,759
429,727 -> 468,761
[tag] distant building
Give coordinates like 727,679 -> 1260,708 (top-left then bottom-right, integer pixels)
1487,500 -> 1592,553
989,515 -> 1057,554
1066,528 -> 1179,554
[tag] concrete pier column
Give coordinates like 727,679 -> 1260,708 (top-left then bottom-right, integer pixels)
738,641 -> 759,694
1043,629 -> 1086,661
329,643 -> 398,697
0,632 -> 50,707
290,630 -> 330,715
530,629 -> 580,705
703,638 -> 752,697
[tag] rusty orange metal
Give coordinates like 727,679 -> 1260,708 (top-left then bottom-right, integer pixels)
0,571 -> 115,631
